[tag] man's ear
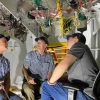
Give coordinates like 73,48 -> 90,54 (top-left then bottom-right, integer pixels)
45,44 -> 48,47
74,36 -> 79,42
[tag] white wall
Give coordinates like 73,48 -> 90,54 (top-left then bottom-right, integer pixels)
3,32 -> 36,88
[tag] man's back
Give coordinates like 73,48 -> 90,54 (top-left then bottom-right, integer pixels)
67,42 -> 99,94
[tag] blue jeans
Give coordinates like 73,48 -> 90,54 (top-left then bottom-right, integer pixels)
41,81 -> 93,100
0,91 -> 22,100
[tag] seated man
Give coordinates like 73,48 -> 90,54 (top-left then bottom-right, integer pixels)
0,34 -> 22,100
41,33 -> 99,100
22,36 -> 54,100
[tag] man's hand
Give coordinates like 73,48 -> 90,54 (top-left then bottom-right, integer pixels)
0,81 -> 4,90
0,85 -> 3,90
27,77 -> 36,85
0,80 -> 4,84
22,67 -> 37,85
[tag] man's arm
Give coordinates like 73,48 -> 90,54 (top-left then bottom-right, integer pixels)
22,66 -> 30,81
22,66 -> 36,84
49,54 -> 77,84
23,52 -> 36,84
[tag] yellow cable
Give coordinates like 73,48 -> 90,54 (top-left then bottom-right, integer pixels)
73,16 -> 80,26
62,15 -> 81,34
56,0 -> 63,35
41,26 -> 44,32
63,17 -> 73,34
59,13 -> 63,34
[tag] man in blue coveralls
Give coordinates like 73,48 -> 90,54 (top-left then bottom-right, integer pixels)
0,34 -> 22,100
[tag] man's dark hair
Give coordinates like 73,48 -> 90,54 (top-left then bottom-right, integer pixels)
66,33 -> 86,44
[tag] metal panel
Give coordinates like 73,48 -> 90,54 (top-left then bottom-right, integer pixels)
0,0 -> 61,44
0,0 -> 38,36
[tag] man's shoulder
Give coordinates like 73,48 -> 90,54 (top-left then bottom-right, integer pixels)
74,42 -> 85,47
2,56 -> 9,62
27,50 -> 36,55
45,52 -> 51,56
45,52 -> 53,59
1,56 -> 10,65
70,42 -> 86,50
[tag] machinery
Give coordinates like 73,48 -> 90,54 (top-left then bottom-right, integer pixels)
0,0 -> 100,44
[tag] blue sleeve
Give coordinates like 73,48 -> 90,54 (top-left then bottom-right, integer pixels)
7,59 -> 10,72
24,52 -> 31,67
48,55 -> 55,72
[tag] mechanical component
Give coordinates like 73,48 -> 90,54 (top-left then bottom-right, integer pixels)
77,13 -> 87,33
69,0 -> 78,9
